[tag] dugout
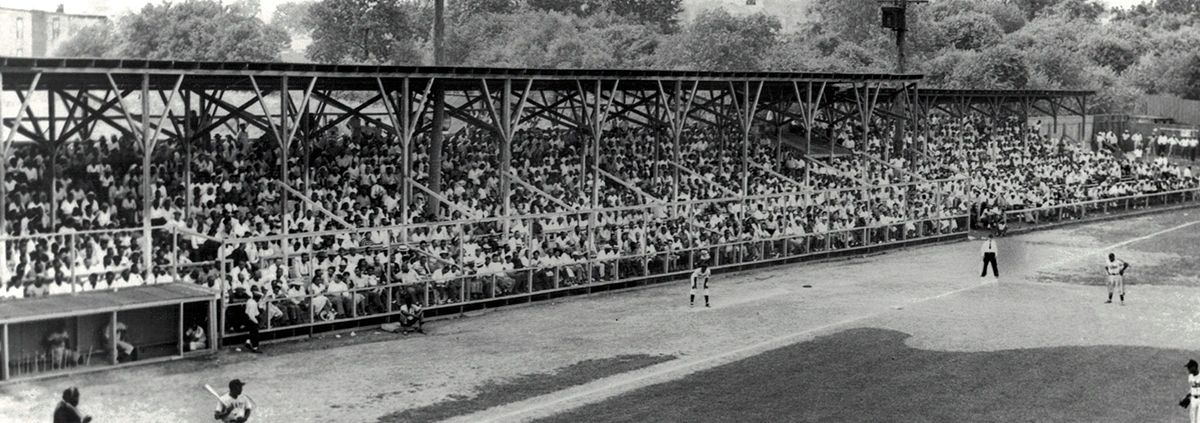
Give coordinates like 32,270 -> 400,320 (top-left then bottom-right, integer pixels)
0,283 -> 217,382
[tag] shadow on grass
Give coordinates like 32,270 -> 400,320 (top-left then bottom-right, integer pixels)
538,328 -> 1196,423
377,354 -> 675,423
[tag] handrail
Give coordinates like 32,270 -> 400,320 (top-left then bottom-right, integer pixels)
221,176 -> 970,243
223,214 -> 969,306
227,213 -> 969,287
1000,187 -> 1199,215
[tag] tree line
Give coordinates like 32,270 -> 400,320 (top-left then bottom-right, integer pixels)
54,0 -> 1200,113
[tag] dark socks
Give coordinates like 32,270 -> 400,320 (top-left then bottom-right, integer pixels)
704,295 -> 709,306
690,294 -> 694,304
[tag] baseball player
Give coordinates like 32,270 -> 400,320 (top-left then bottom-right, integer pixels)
1104,253 -> 1130,304
1185,359 -> 1200,423
690,263 -> 711,308
214,379 -> 254,423
53,387 -> 92,423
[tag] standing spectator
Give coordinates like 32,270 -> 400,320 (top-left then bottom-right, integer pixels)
242,290 -> 262,354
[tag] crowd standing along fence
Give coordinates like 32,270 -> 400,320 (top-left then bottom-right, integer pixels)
1000,187 -> 1200,231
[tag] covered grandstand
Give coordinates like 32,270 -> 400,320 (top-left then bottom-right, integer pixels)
1,57 -> 1196,382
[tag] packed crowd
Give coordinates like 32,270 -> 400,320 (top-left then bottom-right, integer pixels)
911,116 -> 1199,230
4,110 -> 1196,332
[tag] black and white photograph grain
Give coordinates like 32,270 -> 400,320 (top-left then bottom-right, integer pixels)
0,0 -> 1198,421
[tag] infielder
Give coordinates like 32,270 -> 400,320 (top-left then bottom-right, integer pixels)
214,379 -> 254,423
1104,253 -> 1130,305
690,263 -> 711,308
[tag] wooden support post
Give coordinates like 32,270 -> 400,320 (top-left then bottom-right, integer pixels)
501,78 -> 512,226
110,312 -> 118,365
141,73 -> 153,282
279,75 -> 290,265
794,81 -> 826,188
656,80 -> 697,204
429,82 -> 445,218
2,323 -> 8,381
177,302 -> 184,356
184,91 -> 194,220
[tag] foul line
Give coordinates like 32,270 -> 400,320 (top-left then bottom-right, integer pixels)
1039,219 -> 1200,270
461,219 -> 1200,423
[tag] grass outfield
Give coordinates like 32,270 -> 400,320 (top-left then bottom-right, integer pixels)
2,209 -> 1199,422
538,328 -> 1189,423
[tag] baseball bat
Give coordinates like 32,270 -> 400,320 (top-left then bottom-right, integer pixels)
204,384 -> 223,401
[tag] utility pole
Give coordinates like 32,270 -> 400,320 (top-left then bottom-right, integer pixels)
879,0 -> 926,74
879,0 -> 925,163
428,0 -> 446,218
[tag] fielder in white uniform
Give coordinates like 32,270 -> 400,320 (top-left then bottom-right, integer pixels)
1186,359 -> 1200,423
690,264 -> 711,308
1104,253 -> 1130,305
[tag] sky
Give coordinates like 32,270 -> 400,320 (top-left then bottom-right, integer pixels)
0,0 -> 1153,21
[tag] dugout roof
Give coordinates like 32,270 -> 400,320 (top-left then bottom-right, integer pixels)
0,283 -> 215,324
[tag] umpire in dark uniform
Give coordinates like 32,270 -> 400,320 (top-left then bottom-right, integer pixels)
980,235 -> 999,278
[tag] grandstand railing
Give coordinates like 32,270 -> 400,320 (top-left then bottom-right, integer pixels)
218,210 -> 971,341
0,225 -> 223,297
998,187 -> 1200,230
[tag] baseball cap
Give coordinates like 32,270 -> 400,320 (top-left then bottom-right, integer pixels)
229,379 -> 246,389
1187,359 -> 1198,368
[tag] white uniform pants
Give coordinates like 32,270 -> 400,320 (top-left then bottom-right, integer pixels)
1190,397 -> 1199,423
1107,275 -> 1124,296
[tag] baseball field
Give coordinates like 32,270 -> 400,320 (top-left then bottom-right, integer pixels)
3,208 -> 1200,422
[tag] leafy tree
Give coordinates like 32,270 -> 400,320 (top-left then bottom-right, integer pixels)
976,1 -> 1027,33
526,0 -> 589,14
1041,0 -> 1105,21
1080,23 -> 1144,73
652,8 -> 780,71
936,12 -> 1003,51
272,1 -> 315,35
1156,0 -> 1200,15
305,0 -> 423,64
449,0 -> 519,20
605,0 -> 684,32
969,45 -> 1029,88
115,0 -> 289,61
525,0 -> 682,31
53,21 -> 120,58
1085,65 -> 1140,113
444,10 -> 659,68
802,0 -> 884,45
1012,0 -> 1060,18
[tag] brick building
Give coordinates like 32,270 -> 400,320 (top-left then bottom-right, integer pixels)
0,5 -> 106,57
